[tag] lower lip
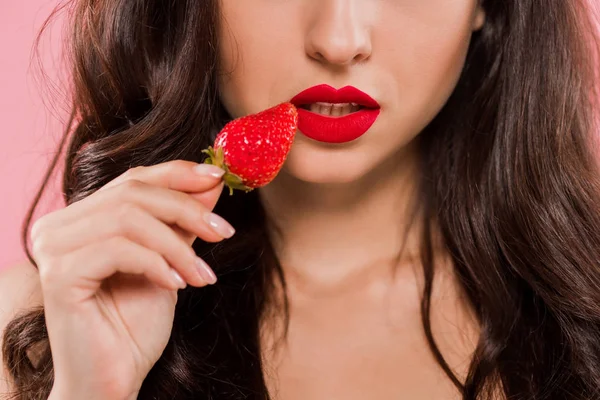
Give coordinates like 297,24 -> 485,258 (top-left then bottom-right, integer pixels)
296,108 -> 381,144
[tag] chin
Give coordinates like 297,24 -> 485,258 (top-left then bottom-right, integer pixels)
278,147 -> 372,186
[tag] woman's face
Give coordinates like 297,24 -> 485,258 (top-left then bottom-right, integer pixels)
217,0 -> 485,184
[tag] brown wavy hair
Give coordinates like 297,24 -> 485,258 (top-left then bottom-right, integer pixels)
3,0 -> 600,398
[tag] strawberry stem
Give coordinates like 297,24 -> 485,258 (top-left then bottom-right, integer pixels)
201,146 -> 254,196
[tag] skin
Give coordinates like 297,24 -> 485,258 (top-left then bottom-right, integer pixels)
218,0 -> 486,398
1,162 -> 231,399
0,1 -> 488,398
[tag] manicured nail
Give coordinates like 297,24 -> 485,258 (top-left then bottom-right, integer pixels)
171,269 -> 187,289
203,212 -> 236,238
193,164 -> 226,178
195,257 -> 217,284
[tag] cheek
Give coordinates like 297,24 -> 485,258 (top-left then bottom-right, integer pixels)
217,1 -> 301,119
401,33 -> 471,130
374,3 -> 476,133
218,36 -> 297,119
381,1 -> 476,97
402,31 -> 472,103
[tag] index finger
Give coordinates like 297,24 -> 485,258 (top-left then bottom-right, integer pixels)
31,160 -> 226,241
98,160 -> 226,194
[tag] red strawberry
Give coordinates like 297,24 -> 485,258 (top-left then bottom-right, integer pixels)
202,102 -> 298,195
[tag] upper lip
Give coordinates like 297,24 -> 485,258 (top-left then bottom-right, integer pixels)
290,84 -> 380,109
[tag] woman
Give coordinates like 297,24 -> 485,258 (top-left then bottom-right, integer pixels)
2,0 -> 600,398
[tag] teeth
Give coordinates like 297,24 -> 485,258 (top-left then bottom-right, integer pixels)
307,102 -> 362,117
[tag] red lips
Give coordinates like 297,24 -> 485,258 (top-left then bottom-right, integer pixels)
291,84 -> 380,109
290,84 -> 381,144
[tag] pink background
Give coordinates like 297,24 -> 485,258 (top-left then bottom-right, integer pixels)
0,2 -> 599,270
0,2 -> 69,270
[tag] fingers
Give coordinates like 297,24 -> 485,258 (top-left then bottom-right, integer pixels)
189,180 -> 226,212
38,236 -> 196,304
33,204 -> 217,288
32,176 -> 233,247
99,160 -> 225,194
35,180 -> 234,248
32,160 -> 226,237
29,159 -> 233,293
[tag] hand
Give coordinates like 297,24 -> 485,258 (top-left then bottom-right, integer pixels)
31,160 -> 234,400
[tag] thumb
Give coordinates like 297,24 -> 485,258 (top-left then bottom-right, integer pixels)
190,180 -> 225,211
180,181 -> 226,246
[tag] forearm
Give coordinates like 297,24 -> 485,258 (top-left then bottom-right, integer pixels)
48,386 -> 139,400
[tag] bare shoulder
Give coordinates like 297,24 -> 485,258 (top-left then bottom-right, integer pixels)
0,260 -> 43,395
0,260 -> 43,319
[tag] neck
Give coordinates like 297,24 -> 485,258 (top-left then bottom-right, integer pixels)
258,141 -> 439,291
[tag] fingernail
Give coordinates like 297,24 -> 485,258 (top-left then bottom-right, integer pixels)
203,212 -> 236,238
193,164 -> 226,178
171,269 -> 187,289
195,257 -> 217,284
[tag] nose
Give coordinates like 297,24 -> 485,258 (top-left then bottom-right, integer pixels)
305,1 -> 372,67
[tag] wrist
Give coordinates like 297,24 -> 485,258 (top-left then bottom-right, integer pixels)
48,385 -> 139,400
48,389 -> 70,400
48,387 -> 83,400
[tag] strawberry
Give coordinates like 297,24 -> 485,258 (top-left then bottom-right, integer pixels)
202,102 -> 298,195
